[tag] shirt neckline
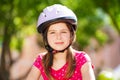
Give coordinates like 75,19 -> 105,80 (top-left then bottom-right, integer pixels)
50,62 -> 68,72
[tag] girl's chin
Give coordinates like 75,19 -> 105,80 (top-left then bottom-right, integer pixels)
52,48 -> 65,51
51,45 -> 68,51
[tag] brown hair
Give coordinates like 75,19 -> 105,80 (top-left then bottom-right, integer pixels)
42,22 -> 76,79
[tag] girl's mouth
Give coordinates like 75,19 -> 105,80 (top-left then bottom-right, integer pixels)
55,42 -> 64,44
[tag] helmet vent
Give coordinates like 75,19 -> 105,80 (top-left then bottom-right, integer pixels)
56,10 -> 59,14
44,14 -> 46,17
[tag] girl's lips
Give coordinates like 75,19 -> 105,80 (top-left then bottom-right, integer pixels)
55,42 -> 64,44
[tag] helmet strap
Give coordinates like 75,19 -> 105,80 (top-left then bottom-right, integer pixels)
45,43 -> 72,54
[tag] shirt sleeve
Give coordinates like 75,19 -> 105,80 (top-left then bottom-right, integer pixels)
33,55 -> 42,70
75,51 -> 93,69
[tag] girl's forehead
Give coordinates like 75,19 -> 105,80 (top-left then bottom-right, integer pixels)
48,22 -> 68,30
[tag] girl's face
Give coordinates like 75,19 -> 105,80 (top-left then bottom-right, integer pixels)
47,22 -> 71,51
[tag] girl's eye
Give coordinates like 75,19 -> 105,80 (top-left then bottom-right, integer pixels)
49,32 -> 55,34
62,32 -> 67,33
61,31 -> 68,33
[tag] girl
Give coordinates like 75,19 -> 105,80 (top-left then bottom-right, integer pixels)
26,4 -> 95,80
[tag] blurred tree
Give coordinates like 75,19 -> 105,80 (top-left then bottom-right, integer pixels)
92,0 -> 120,34
0,0 -> 42,79
0,0 -> 16,79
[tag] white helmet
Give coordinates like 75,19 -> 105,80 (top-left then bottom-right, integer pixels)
37,4 -> 77,33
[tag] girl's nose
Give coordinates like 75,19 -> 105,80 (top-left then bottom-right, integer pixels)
56,33 -> 62,40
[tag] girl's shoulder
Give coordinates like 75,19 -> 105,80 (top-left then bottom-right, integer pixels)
35,52 -> 47,60
73,50 -> 91,65
33,52 -> 47,69
74,50 -> 90,59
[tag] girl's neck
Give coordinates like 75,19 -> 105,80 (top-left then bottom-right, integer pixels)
52,50 -> 68,70
53,50 -> 67,61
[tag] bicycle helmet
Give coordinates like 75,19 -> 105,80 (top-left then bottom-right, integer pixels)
37,4 -> 77,34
